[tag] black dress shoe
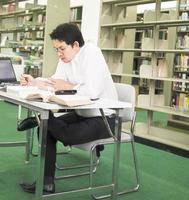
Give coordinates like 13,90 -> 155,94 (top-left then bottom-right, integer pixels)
20,182 -> 55,194
96,145 -> 104,157
17,117 -> 38,131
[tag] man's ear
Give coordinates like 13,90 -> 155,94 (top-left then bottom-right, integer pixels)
73,41 -> 80,48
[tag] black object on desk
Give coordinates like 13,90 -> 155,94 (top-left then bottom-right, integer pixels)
55,90 -> 77,95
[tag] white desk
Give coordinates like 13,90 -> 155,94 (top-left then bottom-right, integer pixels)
0,91 -> 132,200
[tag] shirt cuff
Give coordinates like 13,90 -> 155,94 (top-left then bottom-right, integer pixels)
73,84 -> 80,90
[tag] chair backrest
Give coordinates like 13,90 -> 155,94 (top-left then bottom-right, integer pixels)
115,83 -> 135,122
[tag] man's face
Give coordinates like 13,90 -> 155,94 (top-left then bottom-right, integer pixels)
52,39 -> 80,63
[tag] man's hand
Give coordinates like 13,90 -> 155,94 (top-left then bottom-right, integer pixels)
49,79 -> 76,91
20,74 -> 54,91
20,74 -> 34,86
20,76 -> 75,91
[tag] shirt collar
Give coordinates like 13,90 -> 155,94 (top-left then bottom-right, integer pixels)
71,44 -> 85,63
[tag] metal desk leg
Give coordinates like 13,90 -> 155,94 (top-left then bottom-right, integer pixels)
25,109 -> 32,164
35,112 -> 48,200
111,110 -> 122,200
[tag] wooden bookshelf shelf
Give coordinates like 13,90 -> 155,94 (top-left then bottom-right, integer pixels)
0,26 -> 45,33
131,123 -> 189,151
0,0 -> 47,78
103,0 -> 175,5
0,6 -> 46,18
112,73 -> 189,83
137,105 -> 189,118
100,0 -> 189,151
0,0 -> 26,4
102,47 -> 189,53
101,19 -> 189,29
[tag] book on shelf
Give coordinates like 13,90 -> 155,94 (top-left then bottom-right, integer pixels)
172,92 -> 189,111
137,94 -> 165,107
70,7 -> 82,21
116,31 -> 127,48
6,86 -> 93,107
0,35 -> 8,46
157,59 -> 168,78
139,62 -> 152,78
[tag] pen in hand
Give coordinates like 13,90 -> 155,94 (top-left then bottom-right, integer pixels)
90,98 -> 99,101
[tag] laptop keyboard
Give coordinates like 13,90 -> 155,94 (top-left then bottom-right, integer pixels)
0,82 -> 19,87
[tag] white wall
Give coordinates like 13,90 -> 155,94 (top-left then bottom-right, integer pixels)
81,0 -> 101,45
70,0 -> 101,45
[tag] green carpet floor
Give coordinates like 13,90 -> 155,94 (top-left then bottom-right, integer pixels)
0,102 -> 188,200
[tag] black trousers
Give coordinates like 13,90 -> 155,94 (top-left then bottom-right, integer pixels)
44,111 -> 115,183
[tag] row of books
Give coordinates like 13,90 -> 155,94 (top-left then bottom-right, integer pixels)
70,7 -> 82,21
179,11 -> 189,31
1,19 -> 45,30
174,55 -> 189,69
139,59 -> 168,78
172,92 -> 189,111
180,0 -> 189,8
101,6 -> 173,24
141,37 -> 168,50
180,11 -> 189,20
17,14 -> 46,27
137,94 -> 165,107
174,72 -> 189,79
176,35 -> 189,49
101,4 -> 127,24
100,33 -> 168,49
136,92 -> 189,111
2,2 -> 45,13
173,82 -> 189,93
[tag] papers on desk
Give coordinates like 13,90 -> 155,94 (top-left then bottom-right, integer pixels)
6,86 -> 93,107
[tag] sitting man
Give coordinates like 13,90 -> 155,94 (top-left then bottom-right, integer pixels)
19,22 -> 118,194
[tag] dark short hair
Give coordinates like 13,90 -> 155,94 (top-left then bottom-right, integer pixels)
50,23 -> 84,47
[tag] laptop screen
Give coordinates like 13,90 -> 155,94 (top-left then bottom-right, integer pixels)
0,58 -> 17,83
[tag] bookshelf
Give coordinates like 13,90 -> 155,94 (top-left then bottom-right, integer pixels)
0,0 -> 47,77
42,0 -> 84,78
42,0 -> 70,77
42,0 -> 83,77
99,0 -> 189,151
70,5 -> 82,28
0,0 -> 71,78
168,0 -> 189,128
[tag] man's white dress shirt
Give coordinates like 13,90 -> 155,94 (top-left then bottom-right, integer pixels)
51,43 -> 118,117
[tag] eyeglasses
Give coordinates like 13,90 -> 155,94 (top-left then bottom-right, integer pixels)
54,45 -> 67,53
54,42 -> 76,53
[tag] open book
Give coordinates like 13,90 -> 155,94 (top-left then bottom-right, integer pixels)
6,86 -> 93,107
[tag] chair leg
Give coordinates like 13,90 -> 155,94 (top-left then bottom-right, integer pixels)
55,147 -> 100,180
91,141 -> 140,200
89,145 -> 97,187
114,140 -> 140,197
131,139 -> 140,189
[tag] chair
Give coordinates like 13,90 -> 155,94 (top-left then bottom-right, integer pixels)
56,83 -> 140,198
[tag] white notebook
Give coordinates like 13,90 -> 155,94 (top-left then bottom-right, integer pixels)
6,86 -> 93,107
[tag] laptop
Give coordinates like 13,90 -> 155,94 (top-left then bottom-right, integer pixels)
0,57 -> 19,87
